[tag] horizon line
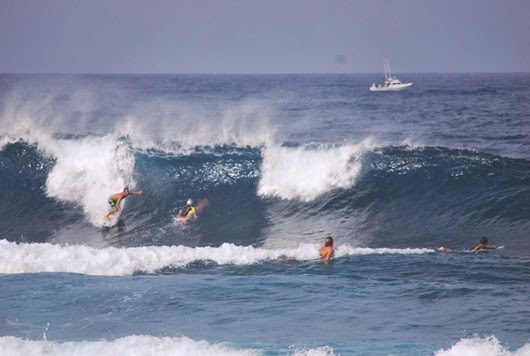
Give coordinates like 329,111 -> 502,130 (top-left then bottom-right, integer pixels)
1,71 -> 529,76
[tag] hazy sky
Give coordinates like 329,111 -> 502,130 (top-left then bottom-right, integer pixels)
1,0 -> 529,73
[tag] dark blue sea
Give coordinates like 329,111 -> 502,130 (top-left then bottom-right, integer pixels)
0,73 -> 529,355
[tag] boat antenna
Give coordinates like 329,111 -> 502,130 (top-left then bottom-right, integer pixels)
384,59 -> 392,79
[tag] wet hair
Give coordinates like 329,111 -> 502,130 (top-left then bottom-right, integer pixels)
325,236 -> 333,247
123,187 -> 129,191
480,236 -> 488,245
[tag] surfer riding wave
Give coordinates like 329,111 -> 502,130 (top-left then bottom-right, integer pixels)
104,187 -> 143,222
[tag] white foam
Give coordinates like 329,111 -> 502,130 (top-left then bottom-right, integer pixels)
0,131 -> 135,227
335,246 -> 434,257
2,335 -> 528,356
44,135 -> 136,226
0,239 -> 433,276
0,335 -> 260,356
0,97 -> 137,227
0,135 -> 19,150
292,346 -> 335,356
435,336 -> 530,356
258,139 -> 375,201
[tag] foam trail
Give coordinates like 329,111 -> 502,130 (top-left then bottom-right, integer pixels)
0,335 -> 260,356
0,240 -> 433,276
435,336 -> 530,356
258,139 -> 375,201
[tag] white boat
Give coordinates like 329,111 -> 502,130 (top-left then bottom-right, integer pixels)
370,60 -> 412,92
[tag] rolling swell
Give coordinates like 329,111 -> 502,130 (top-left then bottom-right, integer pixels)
1,138 -> 529,255
259,144 -> 530,253
353,146 -> 530,251
0,142 -> 84,242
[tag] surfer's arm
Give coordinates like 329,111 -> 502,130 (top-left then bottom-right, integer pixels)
129,190 -> 143,195
320,248 -> 333,263
470,244 -> 487,252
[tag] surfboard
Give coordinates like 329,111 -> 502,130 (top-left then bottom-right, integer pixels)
196,198 -> 210,213
476,246 -> 504,252
175,215 -> 192,225
437,245 -> 504,253
103,210 -> 122,227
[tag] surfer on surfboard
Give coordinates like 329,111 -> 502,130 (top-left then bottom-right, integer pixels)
437,236 -> 495,253
179,199 -> 197,220
278,236 -> 335,263
176,198 -> 209,223
104,187 -> 142,222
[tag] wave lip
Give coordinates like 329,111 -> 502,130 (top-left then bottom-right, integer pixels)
0,240 -> 433,276
258,139 -> 375,201
44,135 -> 136,227
0,131 -> 136,227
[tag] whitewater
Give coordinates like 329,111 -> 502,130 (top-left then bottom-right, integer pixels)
1,73 -> 529,355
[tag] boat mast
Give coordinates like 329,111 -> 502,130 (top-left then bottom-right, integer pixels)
384,59 -> 392,80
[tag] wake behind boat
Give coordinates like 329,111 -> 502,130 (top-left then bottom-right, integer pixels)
370,60 -> 413,91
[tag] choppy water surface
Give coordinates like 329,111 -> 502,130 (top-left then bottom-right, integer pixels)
1,73 -> 529,355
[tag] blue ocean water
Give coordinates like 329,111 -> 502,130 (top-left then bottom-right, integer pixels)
0,73 -> 529,355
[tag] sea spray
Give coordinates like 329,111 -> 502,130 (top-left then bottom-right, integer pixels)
114,99 -> 276,154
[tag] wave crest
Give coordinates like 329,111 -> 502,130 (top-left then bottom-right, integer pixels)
258,139 -> 375,201
0,240 -> 432,276
435,336 -> 530,356
0,335 -> 260,356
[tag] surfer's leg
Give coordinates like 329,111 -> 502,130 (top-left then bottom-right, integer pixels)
104,208 -> 117,221
105,197 -> 118,220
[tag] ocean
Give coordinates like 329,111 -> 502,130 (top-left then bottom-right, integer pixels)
0,73 -> 529,355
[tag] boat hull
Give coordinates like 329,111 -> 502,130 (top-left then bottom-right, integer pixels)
369,82 -> 413,92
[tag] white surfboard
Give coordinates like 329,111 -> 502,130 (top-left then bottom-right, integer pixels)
103,210 -> 122,227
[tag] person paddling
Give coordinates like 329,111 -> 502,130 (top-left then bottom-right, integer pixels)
179,199 -> 197,219
437,236 -> 491,253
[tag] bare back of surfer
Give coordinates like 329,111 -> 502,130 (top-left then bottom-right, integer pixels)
104,187 -> 142,221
